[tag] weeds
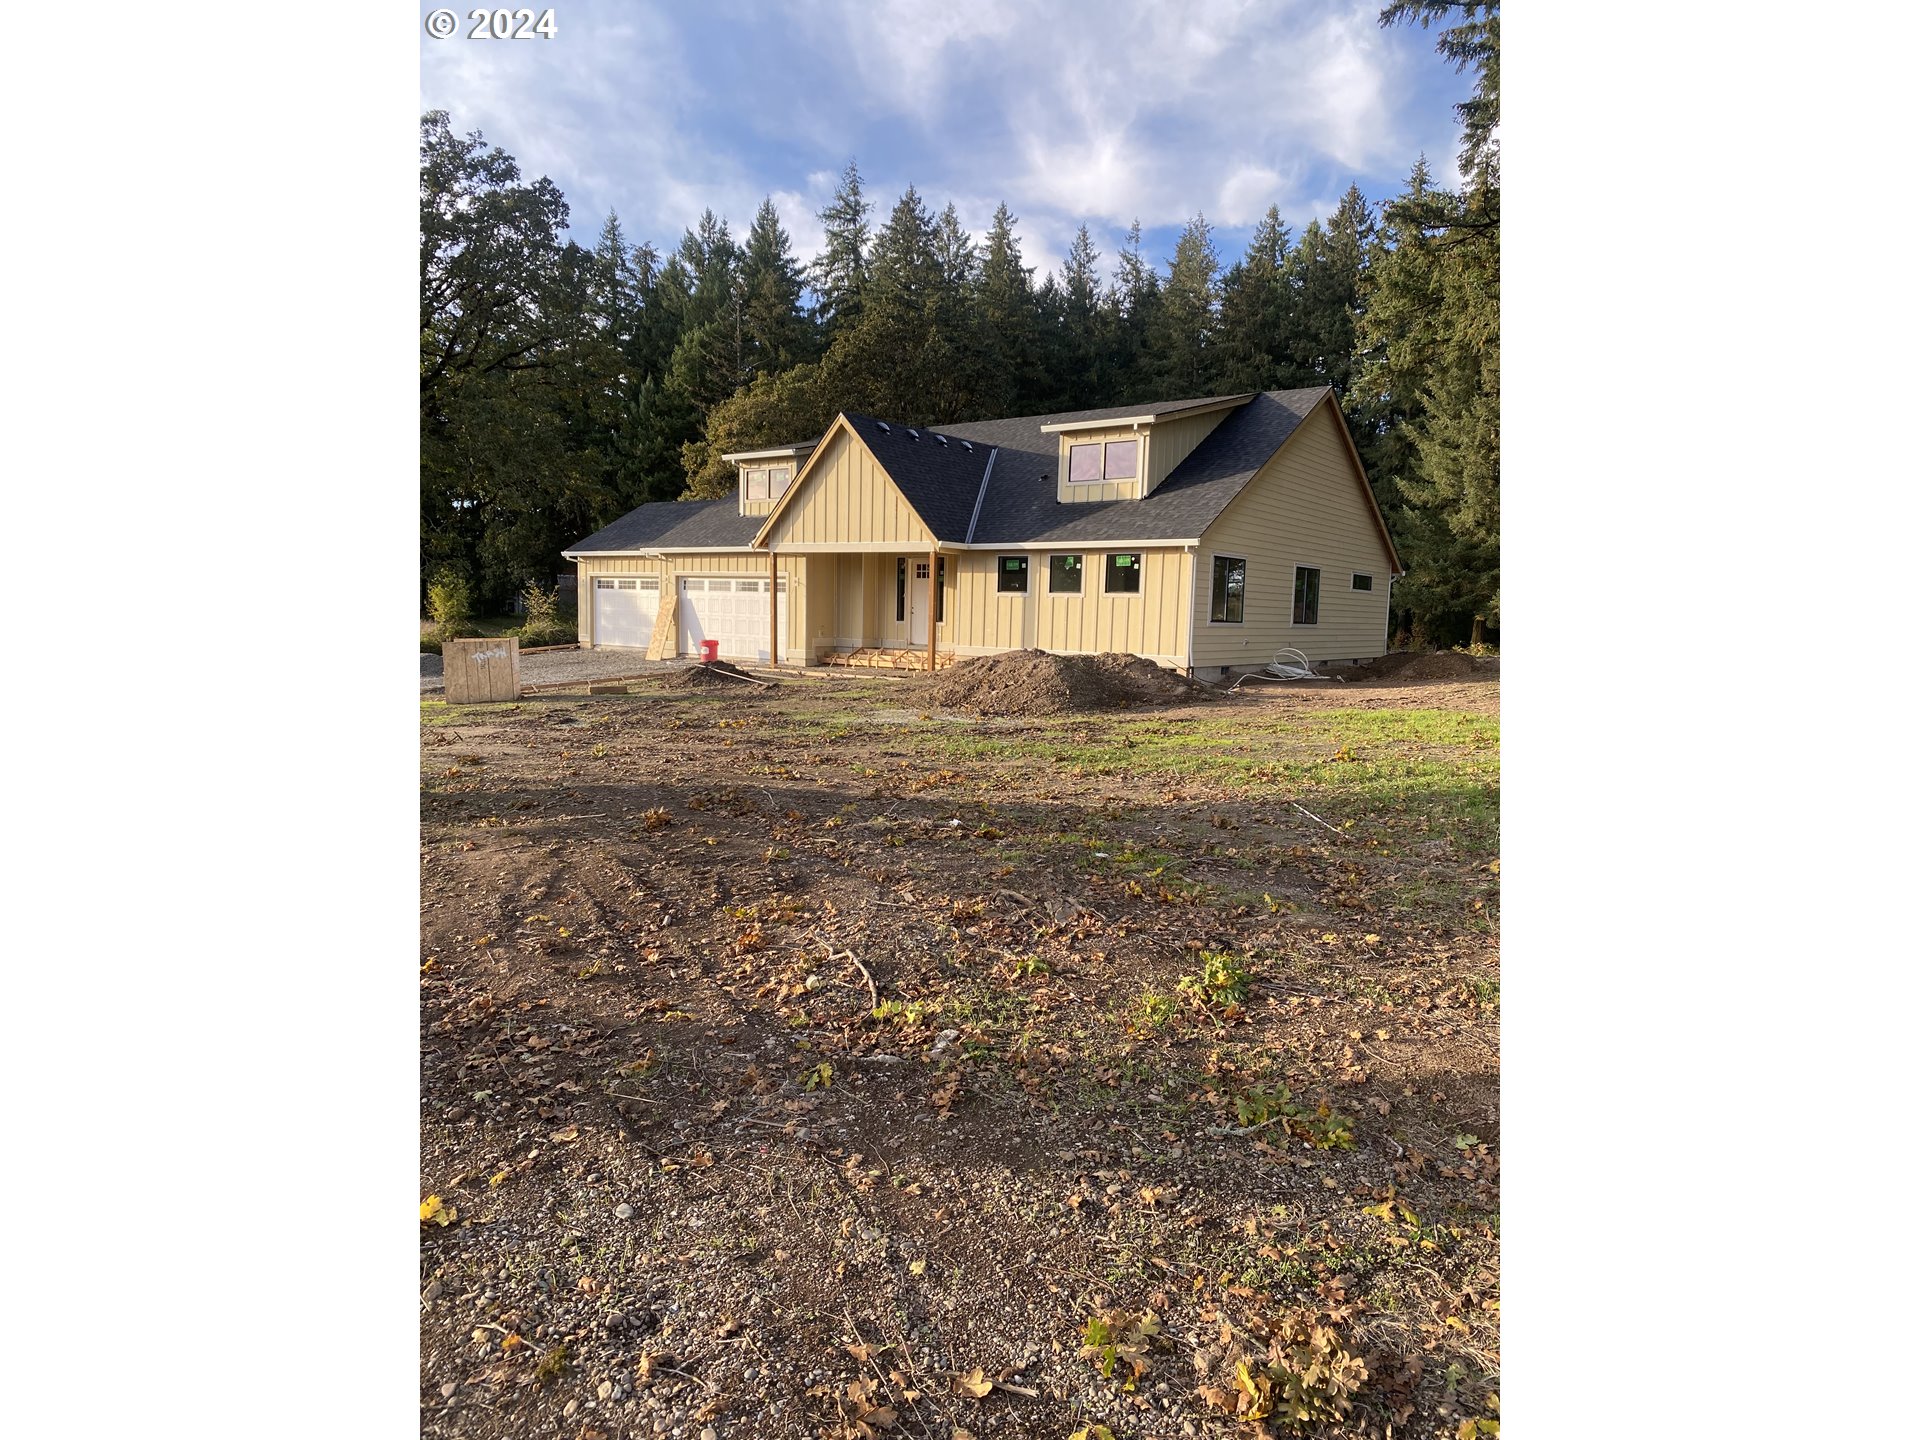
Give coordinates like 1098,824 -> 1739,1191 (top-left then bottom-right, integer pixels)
1079,1308 -> 1161,1391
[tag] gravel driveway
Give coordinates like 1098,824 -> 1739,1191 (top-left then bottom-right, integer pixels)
420,648 -> 717,694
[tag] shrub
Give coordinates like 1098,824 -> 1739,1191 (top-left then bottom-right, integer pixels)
427,570 -> 473,632
515,581 -> 573,647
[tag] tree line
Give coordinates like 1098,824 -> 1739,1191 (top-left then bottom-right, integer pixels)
421,2 -> 1497,645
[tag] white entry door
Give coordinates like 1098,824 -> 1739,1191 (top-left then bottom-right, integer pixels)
679,576 -> 786,662
591,576 -> 659,648
908,559 -> 930,645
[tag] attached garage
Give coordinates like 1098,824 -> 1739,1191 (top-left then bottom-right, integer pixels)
591,575 -> 660,648
678,576 -> 786,662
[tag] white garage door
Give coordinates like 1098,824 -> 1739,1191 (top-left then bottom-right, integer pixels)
591,576 -> 659,648
679,576 -> 787,662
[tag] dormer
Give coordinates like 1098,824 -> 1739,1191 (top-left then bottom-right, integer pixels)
1040,395 -> 1256,504
722,441 -> 817,517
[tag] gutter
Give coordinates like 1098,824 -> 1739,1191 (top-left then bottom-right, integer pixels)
963,448 -> 999,544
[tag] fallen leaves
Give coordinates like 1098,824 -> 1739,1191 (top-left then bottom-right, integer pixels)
420,1194 -> 457,1226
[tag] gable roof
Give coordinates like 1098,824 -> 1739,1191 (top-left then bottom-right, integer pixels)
565,387 -> 1400,571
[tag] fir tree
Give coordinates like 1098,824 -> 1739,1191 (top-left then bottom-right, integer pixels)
808,160 -> 871,335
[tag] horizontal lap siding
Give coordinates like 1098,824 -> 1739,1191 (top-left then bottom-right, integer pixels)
1190,403 -> 1393,667
768,430 -> 934,548
1142,410 -> 1226,495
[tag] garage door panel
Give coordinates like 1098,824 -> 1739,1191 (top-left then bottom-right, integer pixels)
592,576 -> 658,648
678,576 -> 785,662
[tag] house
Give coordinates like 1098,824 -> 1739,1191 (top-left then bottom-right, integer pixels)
561,387 -> 1403,677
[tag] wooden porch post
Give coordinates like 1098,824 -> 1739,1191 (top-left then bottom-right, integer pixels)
927,546 -> 938,673
769,548 -> 779,667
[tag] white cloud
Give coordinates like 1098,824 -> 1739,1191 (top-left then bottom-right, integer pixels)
421,0 -> 1460,275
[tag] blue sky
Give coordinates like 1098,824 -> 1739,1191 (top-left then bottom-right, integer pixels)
420,0 -> 1471,286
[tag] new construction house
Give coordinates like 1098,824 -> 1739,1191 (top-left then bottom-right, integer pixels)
562,386 -> 1403,677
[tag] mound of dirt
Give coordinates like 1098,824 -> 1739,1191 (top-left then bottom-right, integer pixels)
662,660 -> 768,690
1349,650 -> 1498,683
927,649 -> 1211,717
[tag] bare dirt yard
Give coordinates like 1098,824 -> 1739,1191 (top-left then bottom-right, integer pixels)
420,656 -> 1499,1440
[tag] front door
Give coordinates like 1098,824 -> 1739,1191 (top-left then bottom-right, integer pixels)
908,559 -> 930,645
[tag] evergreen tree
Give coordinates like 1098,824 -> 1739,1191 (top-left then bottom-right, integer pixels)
739,196 -> 816,379
977,202 -> 1040,413
1152,213 -> 1223,396
1058,224 -> 1113,405
808,160 -> 871,335
1283,186 -> 1375,392
1109,220 -> 1163,401
1215,205 -> 1293,392
1359,4 -> 1501,645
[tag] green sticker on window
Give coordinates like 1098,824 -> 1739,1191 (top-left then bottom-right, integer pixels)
1115,555 -> 1134,567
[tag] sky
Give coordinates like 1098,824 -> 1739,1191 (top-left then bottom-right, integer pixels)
420,0 -> 1472,287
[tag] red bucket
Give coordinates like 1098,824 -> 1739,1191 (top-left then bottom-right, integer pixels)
698,640 -> 720,664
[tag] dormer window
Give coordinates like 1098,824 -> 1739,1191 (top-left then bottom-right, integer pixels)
743,465 -> 792,501
1067,439 -> 1138,485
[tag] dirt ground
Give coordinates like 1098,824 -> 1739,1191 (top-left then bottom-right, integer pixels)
420,660 -> 1500,1439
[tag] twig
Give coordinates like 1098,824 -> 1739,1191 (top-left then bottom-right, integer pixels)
1289,801 -> 1350,841
831,947 -> 879,1010
473,1321 -> 546,1354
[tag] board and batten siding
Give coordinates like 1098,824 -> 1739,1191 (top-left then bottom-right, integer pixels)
574,550 -> 804,655
762,429 -> 935,549
947,548 -> 1192,666
1189,401 -> 1394,669
1054,426 -> 1145,504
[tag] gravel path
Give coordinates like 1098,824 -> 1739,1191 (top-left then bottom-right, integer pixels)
420,648 -> 709,694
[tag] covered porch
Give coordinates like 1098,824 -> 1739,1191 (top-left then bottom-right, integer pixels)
774,547 -> 951,672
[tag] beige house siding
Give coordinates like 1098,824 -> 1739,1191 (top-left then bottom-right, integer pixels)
1055,427 -> 1146,504
575,550 -> 802,656
1141,410 -> 1226,495
763,429 -> 935,548
1190,402 -> 1394,668
946,548 -> 1191,665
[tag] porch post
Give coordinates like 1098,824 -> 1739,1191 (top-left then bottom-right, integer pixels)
927,546 -> 938,673
769,548 -> 779,667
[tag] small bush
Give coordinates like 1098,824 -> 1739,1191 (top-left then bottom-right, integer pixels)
427,570 -> 473,632
516,581 -> 573,647
1179,950 -> 1252,1010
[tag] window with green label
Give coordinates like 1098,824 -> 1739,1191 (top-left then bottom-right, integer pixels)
1104,553 -> 1142,594
1048,554 -> 1083,594
997,555 -> 1029,593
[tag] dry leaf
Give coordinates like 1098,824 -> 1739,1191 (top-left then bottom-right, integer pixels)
955,1367 -> 993,1398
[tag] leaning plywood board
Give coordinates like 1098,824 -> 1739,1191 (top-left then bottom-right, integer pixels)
442,637 -> 521,703
644,588 -> 680,661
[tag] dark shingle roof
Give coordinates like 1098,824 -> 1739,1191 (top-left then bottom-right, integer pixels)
564,388 -> 1334,553
943,388 -> 1331,545
564,498 -> 762,553
839,414 -> 997,542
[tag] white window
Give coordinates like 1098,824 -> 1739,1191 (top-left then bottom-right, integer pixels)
743,465 -> 793,501
1067,439 -> 1140,485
